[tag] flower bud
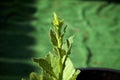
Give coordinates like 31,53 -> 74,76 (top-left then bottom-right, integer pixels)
52,12 -> 64,27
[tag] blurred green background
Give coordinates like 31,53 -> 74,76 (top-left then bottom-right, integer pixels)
0,0 -> 120,80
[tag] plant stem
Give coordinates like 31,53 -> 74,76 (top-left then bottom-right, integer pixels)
52,12 -> 67,80
57,31 -> 63,80
55,26 -> 64,80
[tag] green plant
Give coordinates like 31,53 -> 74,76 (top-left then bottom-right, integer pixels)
22,12 -> 80,80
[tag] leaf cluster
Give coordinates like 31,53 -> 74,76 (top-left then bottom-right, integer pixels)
23,12 -> 80,80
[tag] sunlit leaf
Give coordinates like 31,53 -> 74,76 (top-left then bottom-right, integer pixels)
33,58 -> 57,79
69,70 -> 80,80
63,58 -> 75,80
45,52 -> 60,78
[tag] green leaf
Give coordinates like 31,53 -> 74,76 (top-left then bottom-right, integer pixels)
63,58 -> 76,80
67,44 -> 72,55
68,36 -> 74,44
66,39 -> 70,48
58,47 -> 66,58
30,72 -> 40,80
43,70 -> 55,80
62,57 -> 80,80
69,70 -> 80,80
53,47 -> 66,58
62,41 -> 69,53
62,36 -> 74,55
33,58 -> 57,79
63,25 -> 67,33
66,36 -> 74,55
53,47 -> 60,56
21,78 -> 26,80
50,29 -> 58,46
60,48 -> 66,58
62,39 -> 72,55
45,52 -> 60,79
61,25 -> 67,38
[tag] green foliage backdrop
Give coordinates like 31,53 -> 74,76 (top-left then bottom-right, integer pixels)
0,0 -> 120,80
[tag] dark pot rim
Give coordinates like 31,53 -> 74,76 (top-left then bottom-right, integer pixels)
76,67 -> 120,80
77,67 -> 120,73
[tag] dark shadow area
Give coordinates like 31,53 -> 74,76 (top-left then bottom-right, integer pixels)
0,62 -> 38,76
0,0 -> 36,4
0,0 -> 37,78
107,0 -> 120,3
0,44 -> 35,59
77,68 -> 120,80
0,23 -> 35,33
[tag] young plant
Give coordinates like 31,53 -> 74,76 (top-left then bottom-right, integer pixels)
23,12 -> 80,80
